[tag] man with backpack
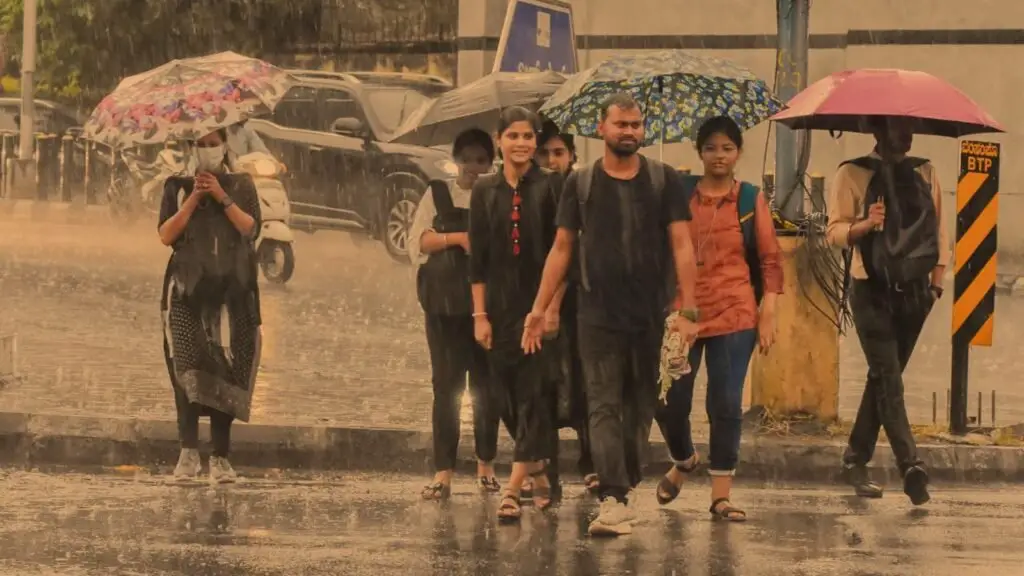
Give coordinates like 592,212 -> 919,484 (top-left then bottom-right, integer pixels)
826,116 -> 949,506
523,93 -> 699,536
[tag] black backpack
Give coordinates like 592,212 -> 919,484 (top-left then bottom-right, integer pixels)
416,180 -> 472,316
841,156 -> 939,286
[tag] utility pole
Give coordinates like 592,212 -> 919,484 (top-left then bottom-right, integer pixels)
750,0 -> 838,425
18,0 -> 37,161
774,0 -> 809,221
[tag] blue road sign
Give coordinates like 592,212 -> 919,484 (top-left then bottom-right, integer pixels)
493,0 -> 578,75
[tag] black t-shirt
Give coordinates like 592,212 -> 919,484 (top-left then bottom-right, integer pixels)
557,157 -> 692,332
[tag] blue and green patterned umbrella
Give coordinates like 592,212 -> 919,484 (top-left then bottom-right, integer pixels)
540,50 -> 784,146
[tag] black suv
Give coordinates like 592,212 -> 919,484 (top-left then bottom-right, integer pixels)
248,72 -> 456,262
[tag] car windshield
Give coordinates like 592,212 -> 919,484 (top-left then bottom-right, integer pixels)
362,87 -> 433,137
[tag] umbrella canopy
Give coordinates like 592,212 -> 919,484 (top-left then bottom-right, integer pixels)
388,70 -> 567,147
540,50 -> 783,147
84,51 -> 296,148
770,68 -> 1005,138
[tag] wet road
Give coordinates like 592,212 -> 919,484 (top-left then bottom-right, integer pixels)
0,469 -> 1020,575
1,217 -> 1023,428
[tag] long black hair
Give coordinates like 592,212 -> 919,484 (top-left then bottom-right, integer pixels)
497,106 -> 541,137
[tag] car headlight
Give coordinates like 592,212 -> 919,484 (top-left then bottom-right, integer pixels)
436,159 -> 459,177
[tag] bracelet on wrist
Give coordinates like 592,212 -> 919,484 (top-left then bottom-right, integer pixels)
472,312 -> 487,318
680,308 -> 699,322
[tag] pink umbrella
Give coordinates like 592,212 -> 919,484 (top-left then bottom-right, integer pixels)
770,68 -> 1005,138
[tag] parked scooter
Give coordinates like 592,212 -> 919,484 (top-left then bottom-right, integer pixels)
107,146 -> 183,223
234,152 -> 295,284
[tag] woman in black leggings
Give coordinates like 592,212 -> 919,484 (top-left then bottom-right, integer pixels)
410,129 -> 504,500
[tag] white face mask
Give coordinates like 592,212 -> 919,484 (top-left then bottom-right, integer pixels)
195,145 -> 226,173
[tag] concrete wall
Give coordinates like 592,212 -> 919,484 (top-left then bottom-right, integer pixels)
457,0 -> 1024,261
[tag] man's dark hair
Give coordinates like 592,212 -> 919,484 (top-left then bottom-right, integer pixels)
452,128 -> 495,162
600,92 -> 640,120
695,116 -> 744,150
538,119 -> 575,155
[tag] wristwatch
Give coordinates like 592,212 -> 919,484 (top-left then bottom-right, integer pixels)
220,196 -> 235,208
930,284 -> 944,299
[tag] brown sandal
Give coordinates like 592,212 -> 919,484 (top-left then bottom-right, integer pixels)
519,477 -> 534,500
656,455 -> 699,505
710,498 -> 747,522
421,482 -> 451,501
529,468 -> 553,511
478,476 -> 501,493
497,491 -> 522,522
584,473 -> 600,494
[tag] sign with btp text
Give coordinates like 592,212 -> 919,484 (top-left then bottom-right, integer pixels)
952,140 -> 1000,347
493,0 -> 578,75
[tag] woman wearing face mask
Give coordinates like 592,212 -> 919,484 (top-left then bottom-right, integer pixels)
653,116 -> 783,521
158,127 -> 263,484
409,128 -> 506,500
469,107 -> 563,521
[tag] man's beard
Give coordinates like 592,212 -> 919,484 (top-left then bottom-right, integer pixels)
609,139 -> 639,157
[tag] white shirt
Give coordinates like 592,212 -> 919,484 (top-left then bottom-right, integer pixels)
408,180 -> 472,267
226,124 -> 270,158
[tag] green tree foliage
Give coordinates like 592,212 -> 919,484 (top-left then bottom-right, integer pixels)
0,0 -> 323,109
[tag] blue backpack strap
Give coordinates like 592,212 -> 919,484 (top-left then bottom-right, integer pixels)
738,181 -> 764,304
679,173 -> 700,199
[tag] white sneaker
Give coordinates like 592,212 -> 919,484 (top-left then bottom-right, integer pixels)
588,498 -> 637,536
172,448 -> 201,482
209,456 -> 238,484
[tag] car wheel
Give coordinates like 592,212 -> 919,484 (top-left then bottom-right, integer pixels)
258,241 -> 295,284
383,188 -> 420,264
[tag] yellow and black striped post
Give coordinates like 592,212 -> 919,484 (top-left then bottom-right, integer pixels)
951,140 -> 1000,434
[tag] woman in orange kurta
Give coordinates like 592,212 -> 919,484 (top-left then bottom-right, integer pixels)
654,116 -> 784,521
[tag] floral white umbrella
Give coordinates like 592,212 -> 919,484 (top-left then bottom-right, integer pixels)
84,51 -> 296,148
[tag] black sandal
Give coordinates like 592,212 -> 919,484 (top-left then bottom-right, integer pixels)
656,456 -> 699,505
421,482 -> 451,501
529,468 -> 554,510
478,476 -> 501,493
497,491 -> 522,522
710,497 -> 747,522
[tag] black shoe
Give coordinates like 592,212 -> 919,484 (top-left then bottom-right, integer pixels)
841,464 -> 884,498
903,465 -> 930,506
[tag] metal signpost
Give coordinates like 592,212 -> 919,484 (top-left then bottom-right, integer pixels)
493,0 -> 578,75
951,140 -> 1000,434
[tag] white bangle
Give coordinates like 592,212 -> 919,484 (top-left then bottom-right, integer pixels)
472,312 -> 487,318
443,233 -> 449,246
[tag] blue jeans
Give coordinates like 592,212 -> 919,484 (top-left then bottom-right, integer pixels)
655,329 -> 757,475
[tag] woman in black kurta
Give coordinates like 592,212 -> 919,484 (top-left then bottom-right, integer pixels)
469,107 -> 562,521
158,128 -> 262,484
